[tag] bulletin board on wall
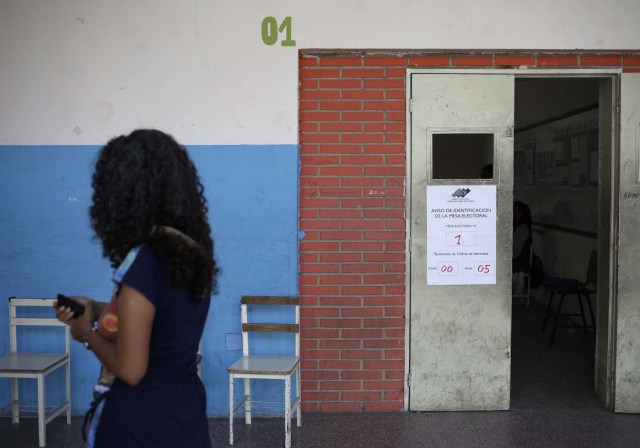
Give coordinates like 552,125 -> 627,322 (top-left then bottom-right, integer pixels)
514,108 -> 599,234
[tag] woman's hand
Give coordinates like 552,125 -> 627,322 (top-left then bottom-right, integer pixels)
53,295 -> 91,324
69,300 -> 95,343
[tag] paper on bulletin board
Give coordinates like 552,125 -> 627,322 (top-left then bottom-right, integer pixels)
426,185 -> 497,285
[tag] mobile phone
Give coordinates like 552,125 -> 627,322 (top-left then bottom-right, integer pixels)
56,293 -> 85,317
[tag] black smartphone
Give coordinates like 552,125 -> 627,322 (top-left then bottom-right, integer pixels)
56,293 -> 85,317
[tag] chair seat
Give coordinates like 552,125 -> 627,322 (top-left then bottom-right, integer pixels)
0,353 -> 69,374
228,355 -> 299,376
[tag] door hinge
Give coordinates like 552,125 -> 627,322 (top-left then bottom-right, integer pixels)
407,372 -> 411,388
409,98 -> 413,114
506,126 -> 514,137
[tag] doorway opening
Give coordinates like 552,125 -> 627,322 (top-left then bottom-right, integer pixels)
511,77 -> 608,410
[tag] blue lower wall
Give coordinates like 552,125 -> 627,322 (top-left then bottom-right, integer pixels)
0,144 -> 299,416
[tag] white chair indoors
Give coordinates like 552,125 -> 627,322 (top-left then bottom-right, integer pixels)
0,297 -> 71,447
228,295 -> 301,448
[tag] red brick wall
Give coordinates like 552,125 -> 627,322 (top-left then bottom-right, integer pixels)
298,50 -> 640,413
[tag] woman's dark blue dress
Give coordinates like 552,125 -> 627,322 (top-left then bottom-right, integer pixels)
95,246 -> 211,447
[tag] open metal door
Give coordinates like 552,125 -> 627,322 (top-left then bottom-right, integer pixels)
409,73 -> 514,411
614,72 -> 640,413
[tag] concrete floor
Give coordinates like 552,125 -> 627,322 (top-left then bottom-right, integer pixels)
2,297 -> 640,448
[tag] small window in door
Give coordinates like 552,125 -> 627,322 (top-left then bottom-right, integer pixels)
432,133 -> 495,180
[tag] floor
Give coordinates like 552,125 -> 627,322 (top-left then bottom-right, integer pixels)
2,296 -> 640,448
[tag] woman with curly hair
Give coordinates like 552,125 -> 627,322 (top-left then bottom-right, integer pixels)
55,129 -> 218,447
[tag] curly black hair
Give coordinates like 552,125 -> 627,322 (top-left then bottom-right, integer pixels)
90,129 -> 218,300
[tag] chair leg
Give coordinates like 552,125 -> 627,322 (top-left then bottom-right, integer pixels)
66,361 -> 71,424
585,293 -> 596,330
296,364 -> 302,427
229,374 -> 234,446
541,291 -> 555,332
37,374 -> 45,447
576,294 -> 588,333
550,294 -> 566,347
284,376 -> 291,448
11,377 -> 19,424
244,378 -> 251,425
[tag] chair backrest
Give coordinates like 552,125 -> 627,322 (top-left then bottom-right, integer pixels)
240,296 -> 300,357
8,297 -> 70,355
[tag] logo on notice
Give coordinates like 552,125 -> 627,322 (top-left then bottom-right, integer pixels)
452,188 -> 471,198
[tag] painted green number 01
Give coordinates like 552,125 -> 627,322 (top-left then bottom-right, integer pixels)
261,16 -> 296,47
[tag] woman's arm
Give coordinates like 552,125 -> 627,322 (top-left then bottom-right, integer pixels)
73,284 -> 155,386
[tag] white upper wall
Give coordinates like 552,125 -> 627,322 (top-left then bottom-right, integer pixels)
1,0 -> 639,145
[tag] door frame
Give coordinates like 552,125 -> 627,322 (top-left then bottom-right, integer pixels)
404,68 -> 621,411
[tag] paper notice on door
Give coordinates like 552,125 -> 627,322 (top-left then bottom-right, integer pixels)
426,185 -> 497,285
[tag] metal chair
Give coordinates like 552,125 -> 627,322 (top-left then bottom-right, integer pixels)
541,251 -> 597,346
228,296 -> 301,448
0,297 -> 71,447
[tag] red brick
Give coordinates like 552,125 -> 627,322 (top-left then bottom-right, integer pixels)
341,241 -> 383,251
384,349 -> 404,359
300,177 -> 340,187
342,177 -> 385,187
342,134 -> 384,144
300,101 -> 318,111
302,328 -> 340,338
300,264 -> 340,274
342,392 -> 382,401
300,349 -> 340,359
299,123 -> 318,133
341,286 -> 384,296
319,167 -> 362,177
299,241 -> 339,251
300,317 -> 318,328
319,253 -> 361,264
299,198 -> 340,209
623,68 -> 640,73
319,187 -> 362,198
386,68 -> 406,78
342,155 -> 384,165
385,370 -> 405,380
303,391 -> 339,401
342,307 -> 383,317
300,90 -> 341,100
299,57 -> 318,67
341,198 -> 384,208
364,296 -> 404,306
364,339 -> 403,349
302,402 -> 319,412
451,56 -> 493,66
319,275 -> 361,285
364,380 -> 404,390
320,57 -> 362,67
319,210 -> 362,219
304,370 -> 340,381
364,101 -> 405,111
384,285 -> 405,295
365,79 -> 405,89
302,381 -> 318,391
299,111 -> 341,121
342,220 -> 384,230
320,339 -> 361,349
623,55 -> 640,66
385,90 -> 406,100
319,402 -> 361,412
495,56 -> 535,66
319,230 -> 361,240
342,370 -> 382,380
364,230 -> 405,240
384,391 -> 405,401
342,90 -> 385,100
386,134 -> 406,143
342,350 -> 383,360
300,68 -> 341,78
301,307 -> 340,318
364,166 -> 405,176
408,55 -> 449,66
299,252 -> 317,263
342,68 -> 386,78
320,381 -> 362,391
363,360 -> 404,370
342,329 -> 384,339
386,111 -> 406,121
364,123 -> 406,133
300,79 -> 318,89
319,122 -> 362,133
342,263 -> 384,274
319,296 -> 362,306
319,318 -> 362,328
319,100 -> 363,111
581,55 -> 621,66
299,285 -> 340,296
342,111 -> 385,121
364,56 -> 406,67
364,318 -> 404,328
363,209 -> 404,219
320,79 -> 362,89
385,242 -> 405,251
537,55 -> 579,66
364,401 -> 403,412
319,360 -> 360,370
